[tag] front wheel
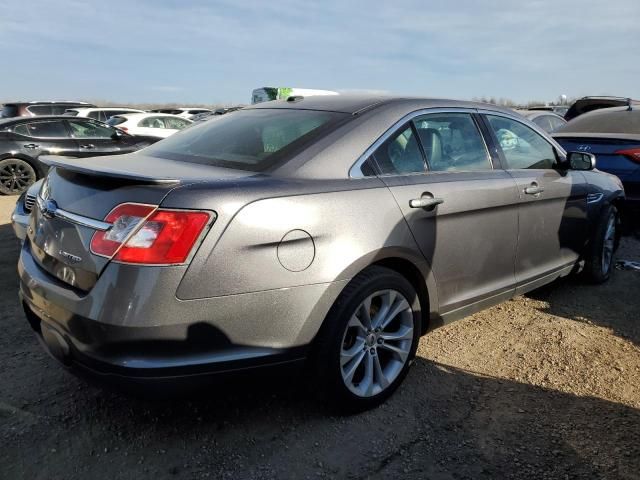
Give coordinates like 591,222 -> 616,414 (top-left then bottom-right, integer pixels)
583,204 -> 618,283
0,158 -> 37,195
313,266 -> 421,412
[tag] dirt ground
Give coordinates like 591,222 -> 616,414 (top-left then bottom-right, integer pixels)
0,194 -> 638,480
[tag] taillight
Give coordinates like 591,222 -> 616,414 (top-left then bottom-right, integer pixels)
119,126 -> 128,132
90,203 -> 212,265
614,148 -> 640,164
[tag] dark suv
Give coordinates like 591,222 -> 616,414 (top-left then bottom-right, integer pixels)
1,101 -> 96,118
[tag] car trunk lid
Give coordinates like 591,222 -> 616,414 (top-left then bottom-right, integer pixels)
28,154 -> 254,291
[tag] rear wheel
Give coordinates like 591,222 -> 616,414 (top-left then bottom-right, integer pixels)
313,266 -> 421,412
0,158 -> 37,195
583,204 -> 618,283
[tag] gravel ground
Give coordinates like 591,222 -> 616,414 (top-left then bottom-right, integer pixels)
0,194 -> 638,480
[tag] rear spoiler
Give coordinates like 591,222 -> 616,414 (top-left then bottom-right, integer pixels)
40,156 -> 181,184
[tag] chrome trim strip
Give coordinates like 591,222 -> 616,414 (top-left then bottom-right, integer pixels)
53,209 -> 112,231
349,107 -> 488,178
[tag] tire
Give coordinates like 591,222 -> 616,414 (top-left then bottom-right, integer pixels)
313,266 -> 422,412
0,158 -> 37,195
583,203 -> 618,284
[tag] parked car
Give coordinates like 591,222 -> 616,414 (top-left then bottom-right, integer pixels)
564,96 -> 640,121
190,107 -> 243,123
1,101 -> 95,118
63,107 -> 145,123
18,95 -> 623,410
516,110 -> 567,133
527,105 -> 569,116
148,108 -> 212,119
107,113 -> 192,138
251,87 -> 339,104
553,106 -> 640,212
0,116 -> 160,194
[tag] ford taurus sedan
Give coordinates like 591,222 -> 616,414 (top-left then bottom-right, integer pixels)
18,95 -> 624,410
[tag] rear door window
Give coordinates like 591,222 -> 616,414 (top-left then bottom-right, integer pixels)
372,124 -> 426,175
23,120 -> 69,138
413,113 -> 492,171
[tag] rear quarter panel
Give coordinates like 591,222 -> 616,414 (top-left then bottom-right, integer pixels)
163,178 -> 437,312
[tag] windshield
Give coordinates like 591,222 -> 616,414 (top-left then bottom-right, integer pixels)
144,108 -> 347,171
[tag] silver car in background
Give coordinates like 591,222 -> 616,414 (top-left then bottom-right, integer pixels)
18,95 -> 624,410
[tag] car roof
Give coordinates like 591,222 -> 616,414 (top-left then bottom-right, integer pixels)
514,110 -> 564,119
70,107 -> 144,112
556,106 -> 640,135
3,101 -> 94,106
114,113 -> 194,119
0,115 -> 108,126
246,94 -> 517,115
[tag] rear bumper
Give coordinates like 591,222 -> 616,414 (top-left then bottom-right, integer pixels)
18,241 -> 346,386
22,297 -> 307,387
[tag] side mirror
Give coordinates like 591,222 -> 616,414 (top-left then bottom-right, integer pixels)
567,151 -> 596,171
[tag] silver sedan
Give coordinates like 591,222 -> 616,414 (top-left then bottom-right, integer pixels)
17,95 -> 623,410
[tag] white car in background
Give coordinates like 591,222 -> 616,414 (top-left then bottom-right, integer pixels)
148,108 -> 212,120
107,113 -> 192,138
63,107 -> 145,123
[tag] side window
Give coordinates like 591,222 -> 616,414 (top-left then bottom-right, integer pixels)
412,113 -> 491,172
87,111 -> 101,120
51,105 -> 69,115
163,117 -> 190,130
68,120 -> 115,139
372,124 -> 425,175
486,115 -> 557,169
24,121 -> 69,138
139,117 -> 165,128
26,105 -> 53,116
12,124 -> 30,136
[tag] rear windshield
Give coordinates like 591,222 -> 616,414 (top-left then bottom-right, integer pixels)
144,108 -> 347,171
560,109 -> 640,134
1,105 -> 19,118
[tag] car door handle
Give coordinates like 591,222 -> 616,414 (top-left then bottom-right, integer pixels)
524,184 -> 544,195
409,197 -> 444,209
23,143 -> 39,149
80,144 -> 95,149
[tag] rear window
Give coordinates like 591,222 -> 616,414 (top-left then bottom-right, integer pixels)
560,109 -> 640,134
1,105 -> 19,118
145,109 -> 347,171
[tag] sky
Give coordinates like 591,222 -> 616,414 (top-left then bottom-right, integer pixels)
1,0 -> 638,105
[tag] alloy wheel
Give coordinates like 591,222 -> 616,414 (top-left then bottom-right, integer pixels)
0,160 -> 36,194
340,289 -> 414,397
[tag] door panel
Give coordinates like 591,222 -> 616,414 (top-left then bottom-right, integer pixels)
371,112 -> 520,316
508,169 -> 588,284
483,114 -> 588,288
383,172 -> 519,314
